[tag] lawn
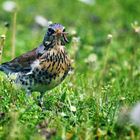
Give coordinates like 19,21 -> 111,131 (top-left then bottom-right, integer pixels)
0,0 -> 140,139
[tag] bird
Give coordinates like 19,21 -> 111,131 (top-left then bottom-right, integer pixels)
0,23 -> 72,107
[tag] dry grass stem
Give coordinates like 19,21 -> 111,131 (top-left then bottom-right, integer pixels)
0,35 -> 6,63
11,11 -> 17,59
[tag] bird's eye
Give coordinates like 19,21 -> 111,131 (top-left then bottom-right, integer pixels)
48,28 -> 55,35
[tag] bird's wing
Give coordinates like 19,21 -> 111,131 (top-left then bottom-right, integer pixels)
0,44 -> 45,74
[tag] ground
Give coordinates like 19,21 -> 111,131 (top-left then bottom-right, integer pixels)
0,0 -> 140,139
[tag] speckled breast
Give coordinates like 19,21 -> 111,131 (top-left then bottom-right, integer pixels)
31,48 -> 71,92
31,67 -> 70,92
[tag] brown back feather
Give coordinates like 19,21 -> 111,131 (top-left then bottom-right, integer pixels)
1,44 -> 45,73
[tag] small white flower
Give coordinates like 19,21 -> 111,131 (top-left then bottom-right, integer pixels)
2,1 -> 17,12
131,21 -> 140,34
79,0 -> 95,5
79,94 -> 84,101
119,96 -> 126,101
35,15 -> 52,27
106,34 -> 113,43
133,26 -> 140,33
68,28 -> 77,35
70,105 -> 76,112
130,103 -> 140,126
84,53 -> 97,63
68,82 -> 73,87
72,37 -> 80,43
0,35 -> 6,40
60,112 -> 67,117
107,34 -> 112,40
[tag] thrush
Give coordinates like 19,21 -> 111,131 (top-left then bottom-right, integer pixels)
0,23 -> 72,107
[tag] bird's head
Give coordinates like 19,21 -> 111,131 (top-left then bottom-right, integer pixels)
43,23 -> 69,48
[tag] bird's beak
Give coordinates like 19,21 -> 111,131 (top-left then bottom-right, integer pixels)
56,29 -> 62,36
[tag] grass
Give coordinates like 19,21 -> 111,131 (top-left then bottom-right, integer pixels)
0,0 -> 140,139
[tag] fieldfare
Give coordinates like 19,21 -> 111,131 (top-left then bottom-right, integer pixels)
0,23 -> 72,107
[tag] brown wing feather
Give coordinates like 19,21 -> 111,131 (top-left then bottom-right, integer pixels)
1,44 -> 45,73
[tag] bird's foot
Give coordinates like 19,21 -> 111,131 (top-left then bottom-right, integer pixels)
37,94 -> 46,111
25,89 -> 34,106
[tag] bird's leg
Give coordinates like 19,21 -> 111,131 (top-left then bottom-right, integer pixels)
37,92 -> 45,110
24,88 -> 34,107
26,89 -> 31,96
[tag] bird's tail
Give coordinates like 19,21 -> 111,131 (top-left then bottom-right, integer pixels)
0,64 -> 19,83
0,64 -> 11,75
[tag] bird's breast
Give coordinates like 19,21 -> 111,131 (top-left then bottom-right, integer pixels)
31,48 -> 71,92
40,47 -> 71,75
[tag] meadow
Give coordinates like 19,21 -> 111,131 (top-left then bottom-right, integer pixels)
0,0 -> 140,139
